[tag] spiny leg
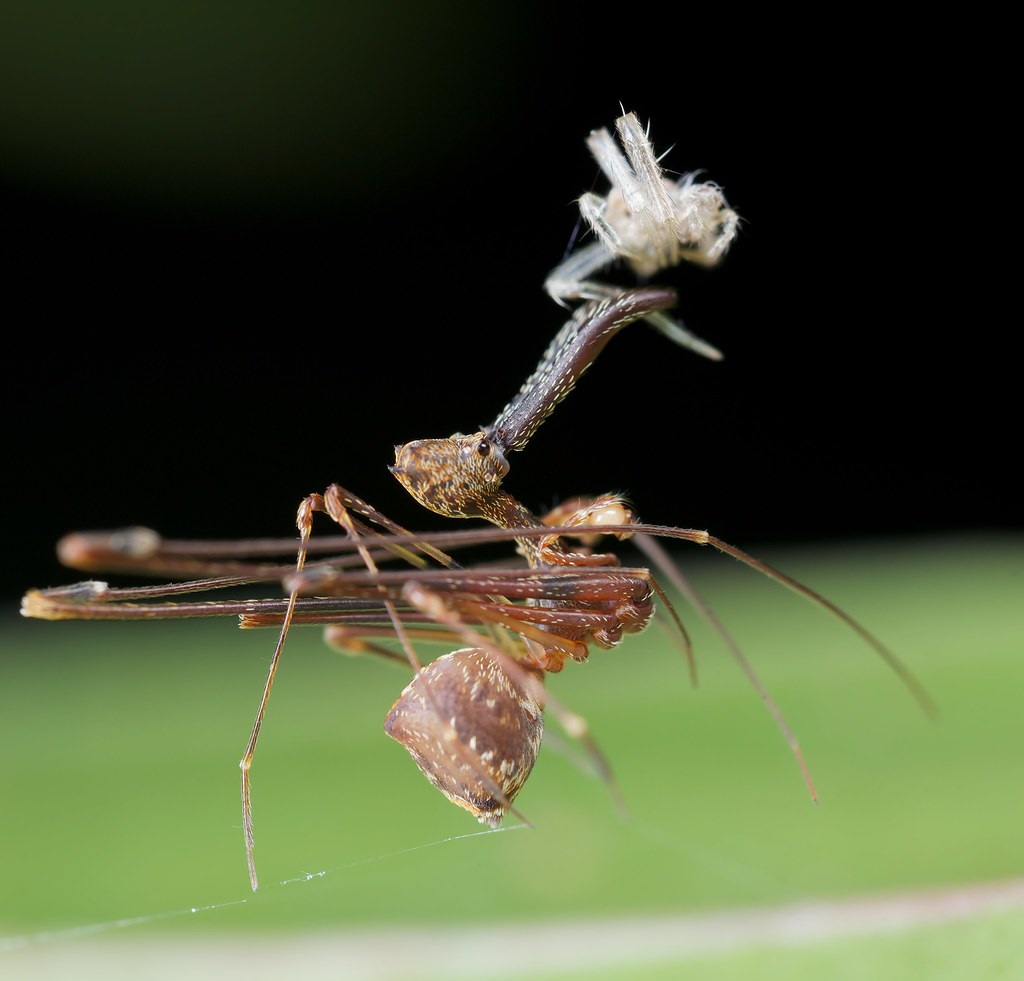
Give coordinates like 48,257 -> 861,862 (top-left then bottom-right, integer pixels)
485,287 -> 679,454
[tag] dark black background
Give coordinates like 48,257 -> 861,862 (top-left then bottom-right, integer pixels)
2,8 -> 1012,601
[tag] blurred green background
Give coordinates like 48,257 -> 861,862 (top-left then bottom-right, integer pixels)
3,535 -> 1023,978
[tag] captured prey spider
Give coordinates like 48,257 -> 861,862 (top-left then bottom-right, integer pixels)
546,110 -> 740,361
21,115 -> 932,893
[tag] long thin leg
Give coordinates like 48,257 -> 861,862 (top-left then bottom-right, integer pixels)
239,494 -> 322,891
239,486 -> 455,891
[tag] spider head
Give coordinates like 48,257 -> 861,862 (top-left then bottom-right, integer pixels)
390,431 -> 509,519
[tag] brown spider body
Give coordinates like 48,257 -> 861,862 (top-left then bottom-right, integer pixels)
19,113 -> 932,893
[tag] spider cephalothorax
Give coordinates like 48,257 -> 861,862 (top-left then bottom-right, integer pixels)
391,432 -> 510,520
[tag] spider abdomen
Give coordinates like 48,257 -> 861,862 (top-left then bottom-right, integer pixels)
384,648 -> 545,826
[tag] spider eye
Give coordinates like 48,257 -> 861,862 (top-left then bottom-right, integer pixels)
477,440 -> 490,457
